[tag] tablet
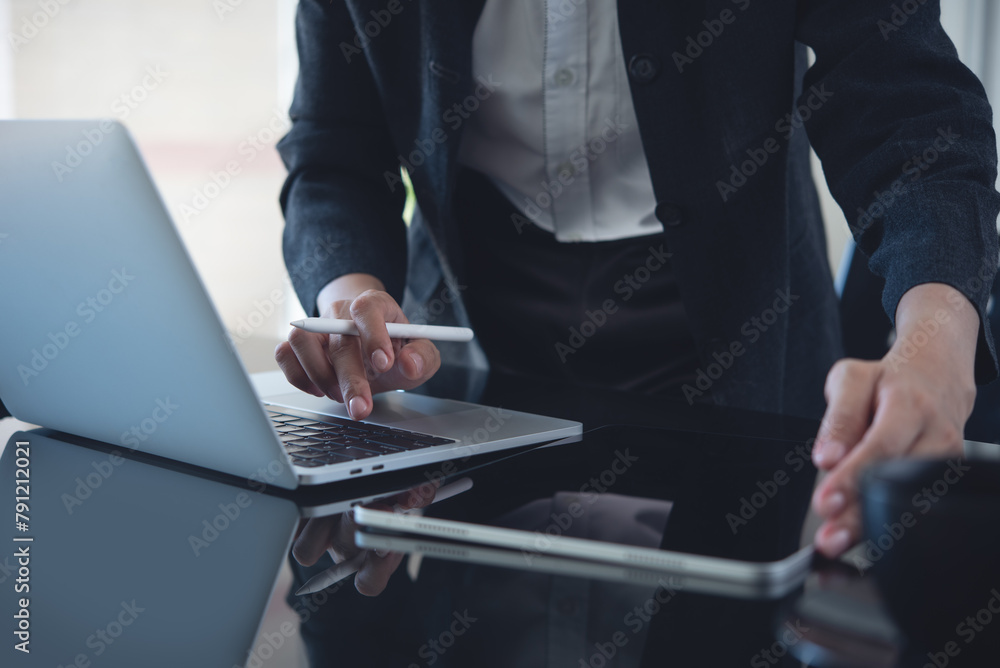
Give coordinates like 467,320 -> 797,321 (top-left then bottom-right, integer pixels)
355,521 -> 813,598
354,506 -> 813,588
351,424 -> 820,593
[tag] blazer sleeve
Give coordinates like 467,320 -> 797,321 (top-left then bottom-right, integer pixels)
278,0 -> 408,316
795,0 -> 1000,382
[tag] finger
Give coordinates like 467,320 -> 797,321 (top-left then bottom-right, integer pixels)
292,517 -> 309,542
812,388 -> 925,520
813,360 -> 879,470
350,290 -> 406,375
287,327 -> 342,401
328,506 -> 376,559
354,551 -> 406,597
274,340 -> 324,398
394,479 -> 441,511
326,333 -> 374,420
292,517 -> 340,567
814,507 -> 863,558
369,339 -> 442,393
812,422 -> 961,559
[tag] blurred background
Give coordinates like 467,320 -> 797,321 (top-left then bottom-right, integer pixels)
2,0 -> 303,372
0,2 -> 999,665
1,1 -> 998,373
2,1 -> 997,374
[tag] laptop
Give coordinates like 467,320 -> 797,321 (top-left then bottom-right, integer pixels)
1,427 -> 301,667
0,119 -> 581,489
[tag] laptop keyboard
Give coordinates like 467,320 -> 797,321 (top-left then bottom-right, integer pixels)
267,409 -> 458,469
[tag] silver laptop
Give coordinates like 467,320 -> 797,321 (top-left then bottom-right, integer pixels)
1,428 -> 301,667
0,119 -> 581,489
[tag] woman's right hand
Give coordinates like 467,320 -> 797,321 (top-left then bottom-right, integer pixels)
274,273 -> 441,420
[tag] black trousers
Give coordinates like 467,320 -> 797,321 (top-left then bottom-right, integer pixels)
454,167 -> 702,396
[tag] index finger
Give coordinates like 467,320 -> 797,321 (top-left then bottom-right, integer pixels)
813,388 -> 925,520
813,360 -> 879,470
349,290 -> 407,375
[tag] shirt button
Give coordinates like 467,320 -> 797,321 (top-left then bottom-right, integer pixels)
553,68 -> 575,87
628,54 -> 660,84
655,202 -> 682,226
556,161 -> 576,178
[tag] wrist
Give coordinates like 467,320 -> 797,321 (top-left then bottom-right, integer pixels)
889,283 -> 979,387
316,273 -> 386,315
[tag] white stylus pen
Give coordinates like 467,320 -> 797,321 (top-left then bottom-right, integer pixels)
290,318 -> 474,342
294,477 -> 474,596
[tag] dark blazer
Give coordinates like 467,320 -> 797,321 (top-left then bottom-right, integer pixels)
277,0 -> 1000,418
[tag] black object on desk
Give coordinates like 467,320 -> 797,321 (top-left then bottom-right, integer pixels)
861,457 -> 1000,664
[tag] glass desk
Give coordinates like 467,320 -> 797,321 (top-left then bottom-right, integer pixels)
1,371 -> 958,667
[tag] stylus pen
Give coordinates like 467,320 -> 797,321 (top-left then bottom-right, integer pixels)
294,477 -> 474,596
290,318 -> 474,342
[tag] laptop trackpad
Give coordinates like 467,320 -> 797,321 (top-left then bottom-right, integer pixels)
263,391 -> 552,443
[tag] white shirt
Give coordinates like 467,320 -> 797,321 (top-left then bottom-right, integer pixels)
318,0 -> 663,311
457,0 -> 663,242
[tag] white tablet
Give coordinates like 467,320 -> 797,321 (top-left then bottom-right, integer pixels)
354,505 -> 813,588
354,525 -> 812,599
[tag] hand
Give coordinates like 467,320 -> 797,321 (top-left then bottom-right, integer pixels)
292,482 -> 439,596
275,273 -> 441,420
810,283 -> 979,557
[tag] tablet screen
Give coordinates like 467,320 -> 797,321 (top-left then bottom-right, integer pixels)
418,423 -> 818,565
